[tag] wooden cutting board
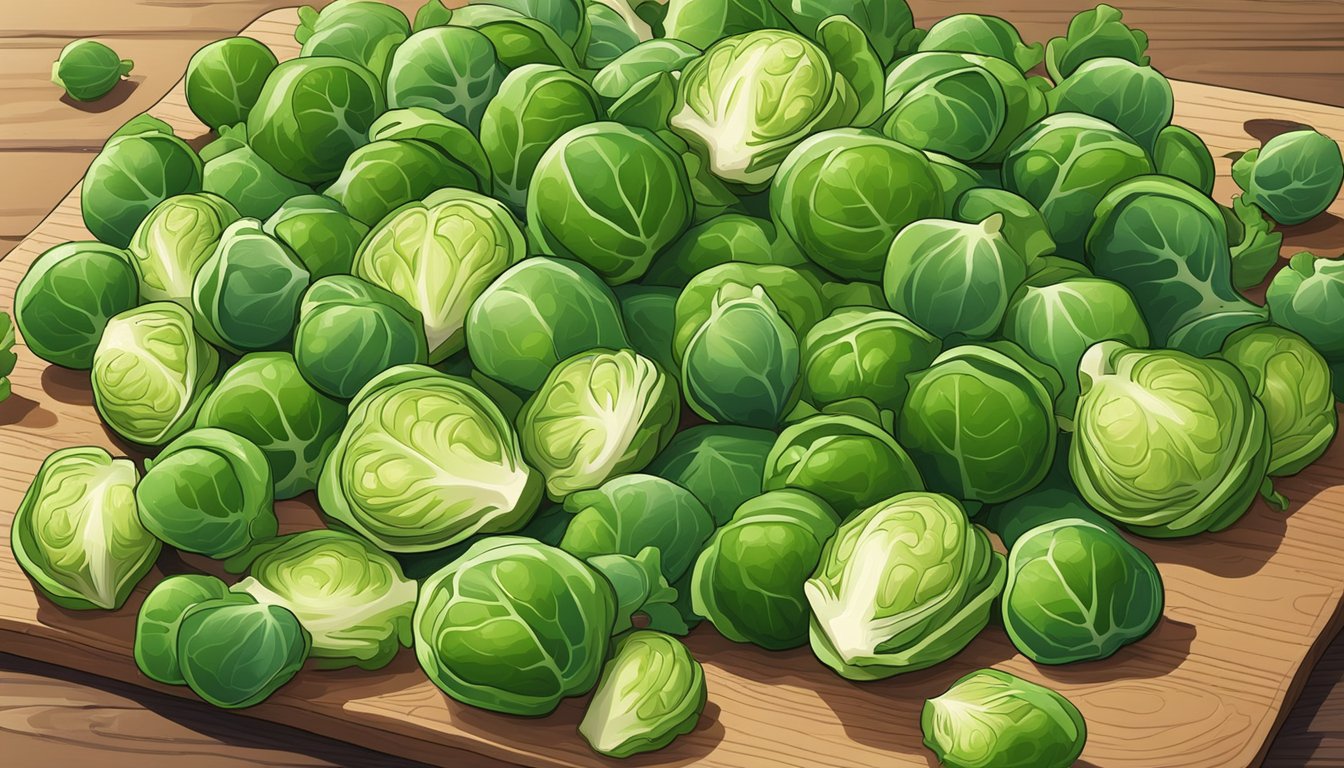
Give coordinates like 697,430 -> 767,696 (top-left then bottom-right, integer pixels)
3,8 -> 1344,767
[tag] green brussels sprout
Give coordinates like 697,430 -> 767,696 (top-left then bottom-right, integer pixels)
580,630 -> 707,757
264,195 -> 368,279
662,0 -> 794,50
414,537 -> 615,715
1026,254 -> 1094,285
127,192 -> 240,307
923,151 -> 988,210
247,57 -> 386,184
647,424 -> 774,526
472,0 -> 590,49
647,215 -> 801,287
92,303 -> 220,447
673,262 -> 823,364
467,257 -> 630,391
15,241 -> 139,369
184,37 -> 278,129
134,574 -> 232,685
0,314 -> 16,402
1267,252 -> 1344,362
1152,124 -> 1216,195
458,11 -> 589,71
355,188 -> 525,363
692,489 -> 839,649
806,492 -> 1006,679
883,216 -> 1028,340
917,14 -> 1043,72
200,125 -> 314,221
296,0 -> 410,81
1048,57 -> 1173,150
518,349 -> 679,498
320,364 -> 541,550
764,414 -> 923,516
177,596 -> 311,708
385,26 -> 506,133
323,139 -> 480,228
413,0 -> 454,30
11,446 -> 160,611
593,38 -> 700,102
1227,196 -> 1285,291
231,529 -> 417,670
51,39 -> 133,101
195,352 -> 346,499
1233,128 -> 1344,226
528,122 -> 693,285
191,218 -> 310,352
770,0 -> 916,68
136,428 -> 276,558
585,2 -> 641,67
923,669 -> 1087,768
819,280 -> 886,313
367,107 -> 493,192
1071,341 -> 1271,537
615,285 -> 679,376
1044,3 -> 1148,83
800,306 -> 940,413
81,115 -> 204,249
952,187 -> 1055,263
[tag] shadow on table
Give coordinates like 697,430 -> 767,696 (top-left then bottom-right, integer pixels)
60,78 -> 141,113
1264,626 -> 1344,766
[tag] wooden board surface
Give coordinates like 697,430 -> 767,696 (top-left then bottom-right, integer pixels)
2,8 -> 1344,768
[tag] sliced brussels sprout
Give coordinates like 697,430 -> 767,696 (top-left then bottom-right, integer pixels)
923,669 -> 1087,768
127,192 -> 239,307
580,631 -> 707,757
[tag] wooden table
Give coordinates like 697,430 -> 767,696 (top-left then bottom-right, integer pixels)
1,1 -> 1342,765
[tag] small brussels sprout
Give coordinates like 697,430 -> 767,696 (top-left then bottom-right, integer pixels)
1044,2 -> 1148,83
296,0 -> 410,81
385,26 -> 506,133
615,284 -> 679,376
1267,252 -> 1344,361
800,307 -> 940,413
200,126 -> 314,221
593,38 -> 701,102
82,115 -> 204,249
518,349 -> 679,499
184,37 -> 278,129
323,137 -> 484,229
294,276 -> 429,399
923,669 -> 1087,768
1233,128 -> 1344,226
806,492 -> 1006,679
764,414 -> 923,516
1152,124 -> 1216,195
52,39 -> 133,101
92,303 -> 220,447
264,195 -> 368,279
952,187 -> 1054,264
15,241 -> 139,369
647,424 -> 775,526
1047,57 -> 1173,150
672,262 -> 824,365
12,447 -> 161,611
127,192 -> 240,307
134,574 -> 232,685
580,630 -> 707,757
1227,196 -> 1284,291
917,14 -> 1044,72
177,596 -> 311,708
192,218 -> 310,353
645,214 -> 797,287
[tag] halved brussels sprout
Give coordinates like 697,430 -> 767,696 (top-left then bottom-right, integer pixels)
127,192 -> 240,307
15,241 -> 139,370
923,668 -> 1087,768
52,39 -> 133,101
192,218 -> 310,353
294,276 -> 429,399
1233,128 -> 1344,226
800,307 -> 941,414
264,195 -> 368,279
134,574 -> 232,684
647,424 -> 776,526
185,37 -> 278,129
580,630 -> 707,757
177,595 -> 311,709
764,414 -> 923,516
82,115 -> 204,249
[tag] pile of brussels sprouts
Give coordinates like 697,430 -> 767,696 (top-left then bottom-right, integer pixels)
13,0 -> 1344,764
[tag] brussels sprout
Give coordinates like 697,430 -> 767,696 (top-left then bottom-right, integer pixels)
51,39 -> 133,101
647,424 -> 775,525
673,263 -> 823,365
15,241 -> 139,369
136,428 -> 276,558
11,447 -> 160,611
1044,3 -> 1149,83
800,306 -> 940,413
615,285 -> 679,376
414,0 -> 454,30
1267,252 -> 1344,361
594,38 -> 701,102
385,26 -> 506,133
127,192 -> 240,307
320,365 -> 541,550
585,2 -> 642,67
200,126 -> 314,221
177,596 -> 311,708
192,218 -> 310,352
1048,57 -> 1173,150
819,280 -> 886,313
92,303 -> 220,447
0,315 -> 15,402
1071,341 -> 1270,537
645,214 -> 794,287
586,547 -> 686,635
580,630 -> 707,757
195,352 -> 346,499
472,0 -> 589,49
232,529 -> 416,670
764,414 -> 923,516
81,115 -> 204,249
264,195 -> 369,279
1233,128 -> 1344,226
883,216 -> 1028,340
917,14 -> 1043,72
952,187 -> 1055,263
922,669 -> 1087,768
692,489 -> 839,649
134,574 -> 232,685
323,139 -> 478,229
247,57 -> 386,184
1227,196 -> 1285,291
184,37 -> 278,129
1152,124 -> 1216,195
367,107 -> 493,191
662,0 -> 793,50
518,349 -> 679,498
467,257 -> 630,391
806,492 -> 1006,679
296,0 -> 410,81
414,537 -> 615,715
464,12 -> 589,71
528,123 -> 693,285
294,276 -> 429,399
355,189 -> 525,363
771,0 -> 916,68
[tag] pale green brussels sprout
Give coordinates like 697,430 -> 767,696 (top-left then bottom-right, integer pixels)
192,218 -> 310,353
135,574 -> 232,685
385,26 -> 506,133
136,428 -> 276,559
806,492 -> 1006,679
1152,124 -> 1216,196
673,262 -> 824,365
415,537 -> 615,715
200,125 -> 314,221
917,14 -> 1043,72
771,0 -> 916,68
12,447 -> 160,611
1048,57 -> 1173,150
883,215 -> 1029,340
232,529 -> 416,670
1071,341 -> 1270,537
764,414 -> 923,516
264,195 -> 369,279
52,39 -> 133,101
295,0 -> 410,81
92,303 -> 220,447
645,214 -> 799,288
615,284 -> 679,377
467,257 -> 629,391
177,595 -> 311,708
528,122 -> 693,285
662,0 -> 793,50
585,2 -> 641,67
196,352 -> 346,499
647,424 -> 775,525
355,188 -> 525,363
1226,196 -> 1284,291
800,306 -> 940,413
185,37 -> 278,129
127,192 -> 239,307
82,115 -> 204,249
518,349 -> 679,499
15,241 -> 139,369
320,365 -> 541,550
952,187 -> 1055,263
1234,128 -> 1344,226
580,630 -> 707,757
1267,252 -> 1344,363
923,669 -> 1087,768
1044,3 -> 1149,83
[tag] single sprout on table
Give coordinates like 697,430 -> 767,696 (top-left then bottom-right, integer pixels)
580,630 -> 707,757
922,668 -> 1087,768
176,594 -> 312,709
52,39 -> 133,102
1233,128 -> 1344,226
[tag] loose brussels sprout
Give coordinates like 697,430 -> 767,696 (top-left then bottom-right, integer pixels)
82,115 -> 204,249
15,241 -> 139,369
952,187 -> 1054,263
1044,2 -> 1149,83
528,122 -> 693,285
184,37 -> 278,129
764,414 -> 923,516
294,276 -> 429,399
195,352 -> 346,499
673,262 -> 824,364
11,447 -> 161,611
192,218 -> 310,352
92,303 -> 220,447
917,14 -> 1043,72
177,596 -> 311,708
232,529 -> 417,670
51,39 -> 133,101
385,26 -> 506,133
692,489 -> 839,649
414,537 -> 615,715
615,285 -> 679,375
518,349 -> 679,498
1071,341 -> 1270,537
800,306 -> 940,413
585,2 -> 642,67
355,188 -> 525,363
467,257 -> 629,391
200,126 -> 314,221
1227,196 -> 1284,291
127,192 -> 240,307
264,195 -> 369,279
923,669 -> 1087,768
647,424 -> 775,525
136,428 -> 276,558
1267,252 -> 1344,362
296,0 -> 410,81
135,574 -> 232,685
645,214 -> 797,287
1152,124 -> 1216,195
580,630 -> 707,757
1047,57 -> 1173,150
1233,128 -> 1344,226
662,0 -> 794,50
806,492 -> 1006,679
